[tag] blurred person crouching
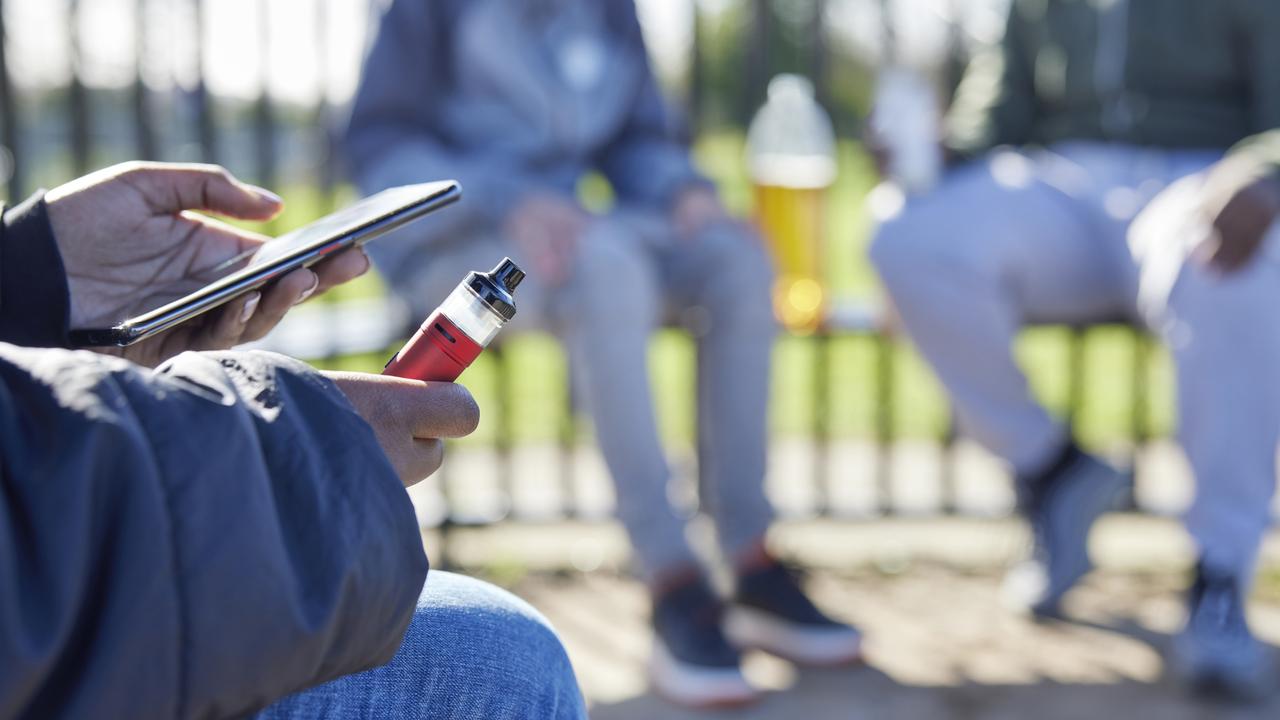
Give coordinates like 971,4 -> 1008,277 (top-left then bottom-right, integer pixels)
868,0 -> 1280,701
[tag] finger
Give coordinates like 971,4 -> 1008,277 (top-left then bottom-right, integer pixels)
240,268 -> 318,342
401,439 -> 445,485
342,374 -> 481,440
123,162 -> 283,221
309,248 -> 372,296
1215,231 -> 1261,273
189,292 -> 261,351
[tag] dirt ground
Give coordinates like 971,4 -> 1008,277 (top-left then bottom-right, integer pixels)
463,519 -> 1280,719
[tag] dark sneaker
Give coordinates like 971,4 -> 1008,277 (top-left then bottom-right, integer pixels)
725,560 -> 862,666
649,575 -> 759,708
1003,448 -> 1127,618
1173,563 -> 1273,702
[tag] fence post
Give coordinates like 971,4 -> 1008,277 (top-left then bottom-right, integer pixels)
810,0 -> 828,108
254,0 -> 276,189
0,0 -> 23,198
492,346 -> 516,521
1066,327 -> 1086,433
561,357 -> 579,520
1128,328 -> 1150,511
313,0 -> 337,204
688,0 -> 703,136
132,0 -> 157,160
68,0 -> 91,175
745,0 -> 771,123
941,411 -> 960,514
811,331 -> 831,515
193,0 -> 218,163
875,334 -> 895,513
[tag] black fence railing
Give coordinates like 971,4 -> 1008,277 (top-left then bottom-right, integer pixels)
1,0 -> 1176,540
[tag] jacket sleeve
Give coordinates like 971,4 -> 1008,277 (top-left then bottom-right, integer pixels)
0,194 -> 72,348
344,0 -> 534,226
0,346 -> 427,720
943,0 -> 1038,159
1223,0 -> 1280,176
595,7 -> 710,211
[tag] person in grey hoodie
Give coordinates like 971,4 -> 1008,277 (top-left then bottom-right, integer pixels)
0,161 -> 586,719
345,0 -> 860,707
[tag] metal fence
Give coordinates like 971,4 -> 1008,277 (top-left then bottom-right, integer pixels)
0,0 -> 1170,535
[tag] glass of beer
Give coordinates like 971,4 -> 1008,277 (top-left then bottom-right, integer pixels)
747,75 -> 837,335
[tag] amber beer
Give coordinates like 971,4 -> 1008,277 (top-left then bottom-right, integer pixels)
754,179 -> 829,334
747,75 -> 836,334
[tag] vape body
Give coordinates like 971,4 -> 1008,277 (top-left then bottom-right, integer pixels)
384,258 -> 524,382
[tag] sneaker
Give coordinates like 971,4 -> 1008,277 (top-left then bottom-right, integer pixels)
1002,447 -> 1127,618
724,559 -> 863,666
649,575 -> 759,709
1173,562 -> 1273,702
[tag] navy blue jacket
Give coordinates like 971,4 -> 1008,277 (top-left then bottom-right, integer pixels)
0,196 -> 428,719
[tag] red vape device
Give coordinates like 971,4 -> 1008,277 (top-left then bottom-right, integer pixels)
384,258 -> 524,382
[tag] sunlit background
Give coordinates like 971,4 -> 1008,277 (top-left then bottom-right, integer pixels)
7,3 -> 1279,714
0,0 -> 1200,541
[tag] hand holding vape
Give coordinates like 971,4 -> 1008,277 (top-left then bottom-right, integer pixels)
383,258 -> 524,382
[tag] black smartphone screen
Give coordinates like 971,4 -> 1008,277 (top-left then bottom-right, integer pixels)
68,181 -> 460,348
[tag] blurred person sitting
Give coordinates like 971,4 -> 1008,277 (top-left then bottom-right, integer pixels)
868,0 -> 1280,700
1,162 -> 585,719
345,0 -> 861,707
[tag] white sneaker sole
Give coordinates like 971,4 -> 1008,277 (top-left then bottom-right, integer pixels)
724,606 -> 863,666
648,640 -> 760,709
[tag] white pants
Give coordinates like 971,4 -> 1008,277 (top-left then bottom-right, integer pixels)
870,142 -> 1280,576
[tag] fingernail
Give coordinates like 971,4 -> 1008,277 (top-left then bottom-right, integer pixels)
356,250 -> 372,276
295,271 -> 319,305
240,292 -> 261,323
249,184 -> 283,205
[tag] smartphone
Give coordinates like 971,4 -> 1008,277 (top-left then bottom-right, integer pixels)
68,181 -> 460,348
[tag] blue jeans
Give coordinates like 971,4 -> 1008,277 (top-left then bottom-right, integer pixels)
258,572 -> 587,719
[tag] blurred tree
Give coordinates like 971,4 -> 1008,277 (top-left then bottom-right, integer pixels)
693,0 -> 874,137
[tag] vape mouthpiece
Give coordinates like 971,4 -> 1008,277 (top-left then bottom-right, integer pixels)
489,257 -> 526,293
383,257 -> 524,383
465,257 -> 524,321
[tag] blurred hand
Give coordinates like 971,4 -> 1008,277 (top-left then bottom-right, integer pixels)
671,185 -> 731,239
863,126 -> 893,179
864,126 -> 954,181
1199,157 -> 1280,273
504,193 -> 588,287
325,372 -> 480,486
45,162 -> 371,367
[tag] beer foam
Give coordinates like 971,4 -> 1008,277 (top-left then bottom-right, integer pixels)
750,153 -> 837,189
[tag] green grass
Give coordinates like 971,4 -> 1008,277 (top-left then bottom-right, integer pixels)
280,131 -> 1178,450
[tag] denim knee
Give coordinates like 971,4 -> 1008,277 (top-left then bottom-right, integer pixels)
258,572 -> 586,720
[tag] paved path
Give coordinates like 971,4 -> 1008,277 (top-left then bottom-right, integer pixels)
460,519 -> 1280,719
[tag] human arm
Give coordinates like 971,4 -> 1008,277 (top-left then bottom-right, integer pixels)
41,162 -> 371,365
344,0 -> 535,225
0,348 -> 448,719
594,5 -> 711,214
1197,0 -> 1280,271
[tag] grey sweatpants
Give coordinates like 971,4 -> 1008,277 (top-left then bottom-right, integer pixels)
374,211 -> 778,582
870,142 -> 1280,578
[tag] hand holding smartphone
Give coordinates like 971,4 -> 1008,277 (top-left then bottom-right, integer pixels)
69,181 -> 461,348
